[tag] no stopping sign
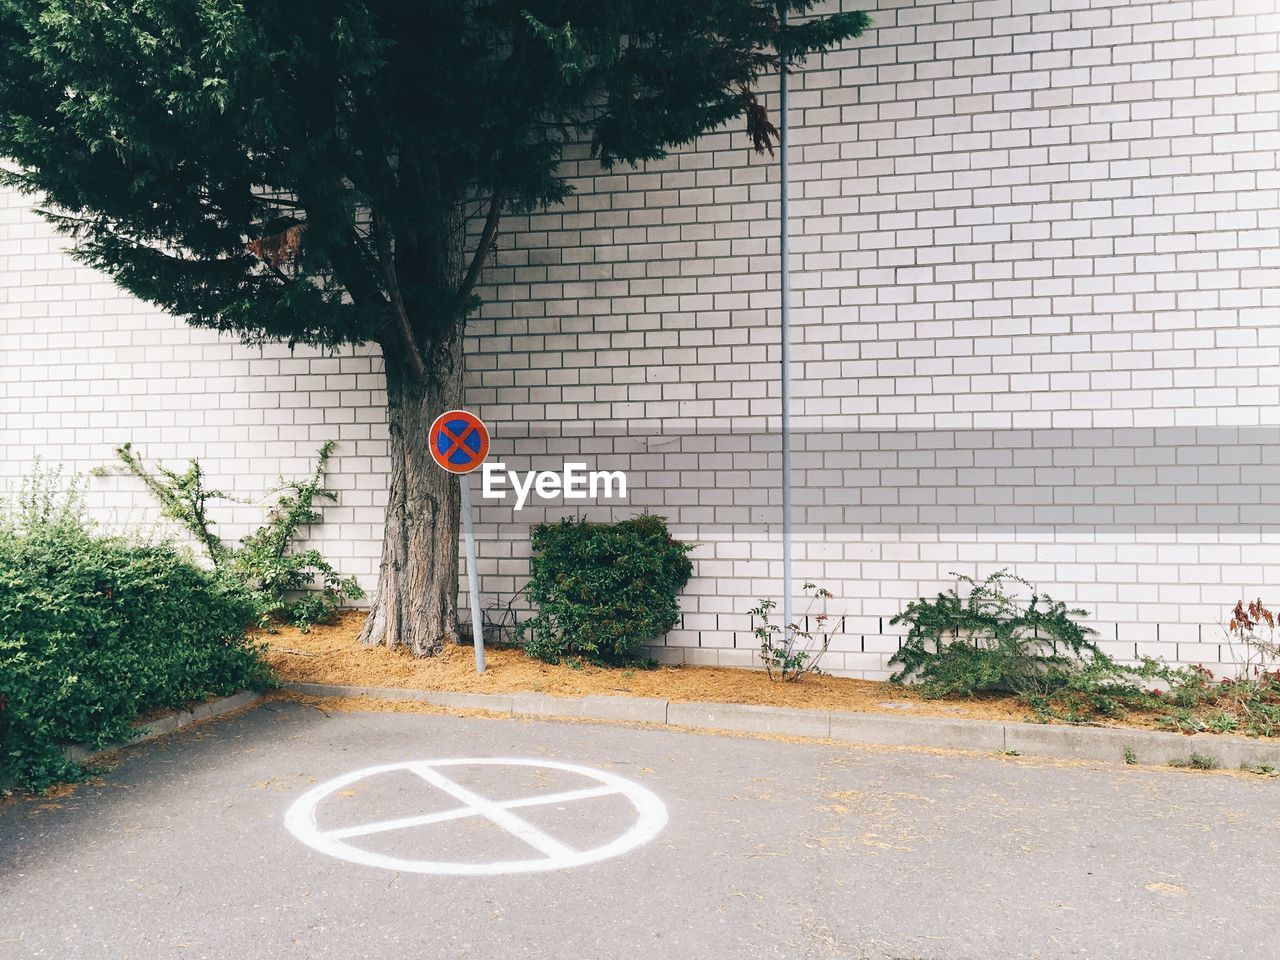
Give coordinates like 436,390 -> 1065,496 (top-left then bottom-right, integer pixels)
429,410 -> 490,474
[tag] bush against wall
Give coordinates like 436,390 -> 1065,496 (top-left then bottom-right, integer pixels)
888,570 -> 1160,718
0,470 -> 271,791
519,515 -> 693,665
113,441 -> 362,630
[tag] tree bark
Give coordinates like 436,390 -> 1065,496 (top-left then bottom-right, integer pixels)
358,336 -> 465,655
356,195 -> 502,656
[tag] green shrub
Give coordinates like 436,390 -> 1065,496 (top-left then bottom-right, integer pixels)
0,473 -> 271,791
888,570 -> 1157,714
890,578 -> 1280,731
519,515 -> 693,665
113,441 -> 363,630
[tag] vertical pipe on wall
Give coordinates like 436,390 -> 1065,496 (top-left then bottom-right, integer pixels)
778,5 -> 794,645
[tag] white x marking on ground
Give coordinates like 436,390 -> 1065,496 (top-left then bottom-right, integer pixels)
322,765 -> 619,857
285,757 -> 668,876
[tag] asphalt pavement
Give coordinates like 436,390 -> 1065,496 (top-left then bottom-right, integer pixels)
1,698 -> 1276,960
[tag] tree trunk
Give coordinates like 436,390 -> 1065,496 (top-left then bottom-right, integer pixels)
358,336 -> 465,655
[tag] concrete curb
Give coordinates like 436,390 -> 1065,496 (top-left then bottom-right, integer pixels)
282,682 -> 1280,771
63,690 -> 264,764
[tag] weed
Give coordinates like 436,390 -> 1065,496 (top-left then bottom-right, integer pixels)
1239,761 -> 1277,777
1169,753 -> 1219,771
751,583 -> 837,681
1206,711 -> 1238,734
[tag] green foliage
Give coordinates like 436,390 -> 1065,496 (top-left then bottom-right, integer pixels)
0,472 -> 271,791
2,459 -> 87,540
889,571 -> 1157,714
111,444 -> 231,565
1154,663 -> 1280,739
0,1 -> 871,358
1240,761 -> 1276,777
890,582 -> 1280,734
1206,710 -> 1238,734
115,441 -> 363,630
750,582 -> 836,681
1169,752 -> 1220,771
519,515 -> 693,665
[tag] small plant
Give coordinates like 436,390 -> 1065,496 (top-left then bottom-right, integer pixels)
1225,598 -> 1280,675
1157,600 -> 1280,738
1123,746 -> 1138,765
888,571 -> 1157,713
1169,752 -> 1219,771
1239,761 -> 1276,777
1159,665 -> 1220,712
750,583 -> 837,681
3,459 -> 89,539
1206,711 -> 1238,734
115,441 -> 362,630
1157,706 -> 1207,734
519,515 -> 693,666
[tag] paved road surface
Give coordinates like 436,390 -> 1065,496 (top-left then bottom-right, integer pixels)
2,699 -> 1276,960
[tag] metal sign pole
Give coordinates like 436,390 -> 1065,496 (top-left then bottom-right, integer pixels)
459,472 -> 486,674
429,409 -> 490,676
779,5 -> 795,645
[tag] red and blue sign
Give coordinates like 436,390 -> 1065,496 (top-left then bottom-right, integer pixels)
428,410 -> 490,474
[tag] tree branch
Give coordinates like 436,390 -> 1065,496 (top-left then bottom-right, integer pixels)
371,211 -> 428,382
249,192 -> 307,210
457,192 -> 504,307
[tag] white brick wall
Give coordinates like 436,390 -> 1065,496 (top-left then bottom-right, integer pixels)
3,0 -> 1279,677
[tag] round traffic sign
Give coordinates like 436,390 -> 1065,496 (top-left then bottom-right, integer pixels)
284,758 -> 669,875
428,409 -> 490,474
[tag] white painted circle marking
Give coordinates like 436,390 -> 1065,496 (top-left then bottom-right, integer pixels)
284,758 -> 668,875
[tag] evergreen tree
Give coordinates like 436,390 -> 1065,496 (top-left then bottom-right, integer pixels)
0,0 -> 869,653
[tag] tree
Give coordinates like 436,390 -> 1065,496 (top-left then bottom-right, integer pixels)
0,1 -> 870,654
